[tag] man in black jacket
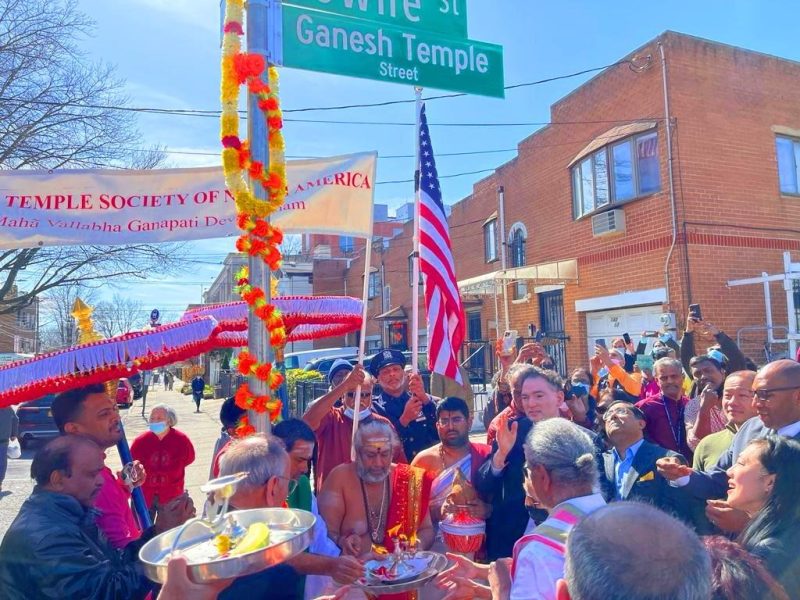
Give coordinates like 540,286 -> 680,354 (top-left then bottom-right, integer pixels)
0,435 -> 153,599
475,364 -> 558,560
658,359 -> 800,533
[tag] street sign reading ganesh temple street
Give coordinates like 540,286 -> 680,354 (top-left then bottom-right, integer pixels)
276,0 -> 504,98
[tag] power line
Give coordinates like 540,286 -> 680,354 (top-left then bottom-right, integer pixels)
378,168 -> 494,185
0,93 -> 657,129
0,59 -> 637,121
125,147 -> 520,160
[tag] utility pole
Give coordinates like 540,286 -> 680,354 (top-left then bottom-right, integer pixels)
246,0 -> 271,434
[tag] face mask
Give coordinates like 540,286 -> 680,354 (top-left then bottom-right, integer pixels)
149,421 -> 168,435
344,407 -> 372,421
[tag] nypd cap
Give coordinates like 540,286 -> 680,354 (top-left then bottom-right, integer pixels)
369,349 -> 406,377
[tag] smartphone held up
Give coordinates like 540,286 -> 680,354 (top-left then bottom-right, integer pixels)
501,330 -> 518,356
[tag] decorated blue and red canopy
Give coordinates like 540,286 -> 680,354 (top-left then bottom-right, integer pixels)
0,295 -> 362,407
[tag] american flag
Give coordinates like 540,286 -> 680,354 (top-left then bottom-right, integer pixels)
416,103 -> 465,384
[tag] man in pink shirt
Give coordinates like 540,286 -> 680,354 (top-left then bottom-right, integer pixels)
52,384 -> 194,549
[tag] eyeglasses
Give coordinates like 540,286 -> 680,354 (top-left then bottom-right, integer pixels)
752,386 -> 800,402
276,476 -> 298,496
437,416 -> 467,427
603,407 -> 633,421
346,391 -> 372,399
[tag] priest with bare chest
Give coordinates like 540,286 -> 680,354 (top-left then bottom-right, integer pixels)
319,420 -> 434,600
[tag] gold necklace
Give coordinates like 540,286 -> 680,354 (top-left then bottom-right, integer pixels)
439,444 -> 468,470
360,478 -> 388,544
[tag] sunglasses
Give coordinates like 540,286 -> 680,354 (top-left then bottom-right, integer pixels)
346,391 -> 373,399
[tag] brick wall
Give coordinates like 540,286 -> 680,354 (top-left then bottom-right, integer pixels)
312,31 -> 800,375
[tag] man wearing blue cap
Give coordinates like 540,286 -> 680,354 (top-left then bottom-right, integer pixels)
369,349 -> 440,460
303,362 -> 405,493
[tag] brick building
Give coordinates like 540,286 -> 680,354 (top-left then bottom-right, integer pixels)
302,204 -> 405,260
314,31 -> 800,377
0,288 -> 39,355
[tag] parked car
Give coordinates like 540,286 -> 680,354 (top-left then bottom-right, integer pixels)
17,395 -> 58,449
303,355 -> 358,376
116,378 -> 134,408
304,350 -> 429,377
284,347 -> 359,370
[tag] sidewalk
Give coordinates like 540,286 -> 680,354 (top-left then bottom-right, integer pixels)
106,382 -> 226,511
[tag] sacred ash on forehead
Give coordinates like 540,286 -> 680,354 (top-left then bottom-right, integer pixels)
363,436 -> 392,452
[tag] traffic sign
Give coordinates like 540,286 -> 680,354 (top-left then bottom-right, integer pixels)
285,0 -> 468,37
280,3 -> 504,98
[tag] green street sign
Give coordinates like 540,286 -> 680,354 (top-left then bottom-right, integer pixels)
285,0 -> 468,37
281,4 -> 504,98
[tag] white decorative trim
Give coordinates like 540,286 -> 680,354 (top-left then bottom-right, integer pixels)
508,221 -> 528,239
534,284 -> 565,294
574,288 -> 667,313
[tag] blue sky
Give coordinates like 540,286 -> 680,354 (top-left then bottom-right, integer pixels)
66,0 -> 800,319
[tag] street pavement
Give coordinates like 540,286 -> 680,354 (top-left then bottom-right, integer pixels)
0,382 -> 226,538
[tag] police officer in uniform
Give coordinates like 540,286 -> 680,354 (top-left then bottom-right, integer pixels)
369,349 -> 440,460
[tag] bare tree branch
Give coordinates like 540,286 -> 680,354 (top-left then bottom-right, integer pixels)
38,283 -> 98,351
94,294 -> 145,337
0,0 -> 199,317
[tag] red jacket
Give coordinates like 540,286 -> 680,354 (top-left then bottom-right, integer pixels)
131,428 -> 195,508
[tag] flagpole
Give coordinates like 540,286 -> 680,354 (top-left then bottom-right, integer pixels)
411,87 -> 423,375
350,234 -> 373,460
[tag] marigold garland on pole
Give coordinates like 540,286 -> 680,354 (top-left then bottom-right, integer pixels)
221,0 -> 287,426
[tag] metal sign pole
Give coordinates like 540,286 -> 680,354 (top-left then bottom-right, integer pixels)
247,0 -> 271,434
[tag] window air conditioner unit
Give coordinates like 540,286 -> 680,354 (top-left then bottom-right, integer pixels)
591,209 -> 625,237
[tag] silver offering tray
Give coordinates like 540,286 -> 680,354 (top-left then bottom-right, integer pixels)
139,507 -> 315,583
354,551 -> 449,595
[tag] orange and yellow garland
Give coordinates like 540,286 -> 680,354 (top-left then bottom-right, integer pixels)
221,0 -> 287,430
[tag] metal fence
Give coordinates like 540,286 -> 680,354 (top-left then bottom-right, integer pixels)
736,326 -> 791,366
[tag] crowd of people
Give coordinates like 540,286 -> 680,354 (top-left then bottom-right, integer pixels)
1,311 -> 799,599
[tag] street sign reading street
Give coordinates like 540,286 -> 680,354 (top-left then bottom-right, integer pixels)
285,0 -> 468,37
280,3 -> 504,98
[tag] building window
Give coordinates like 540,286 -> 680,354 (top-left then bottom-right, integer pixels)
366,336 -> 382,354
484,219 -> 498,262
571,131 -> 660,219
339,236 -> 355,254
368,271 -> 380,299
16,311 -> 35,330
776,136 -> 800,195
508,223 -> 527,299
794,280 -> 800,332
388,322 -> 408,350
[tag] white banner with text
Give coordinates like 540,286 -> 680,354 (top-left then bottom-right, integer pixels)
0,152 -> 377,248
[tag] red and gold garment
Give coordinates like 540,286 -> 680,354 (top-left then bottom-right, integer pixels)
377,463 -> 433,600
